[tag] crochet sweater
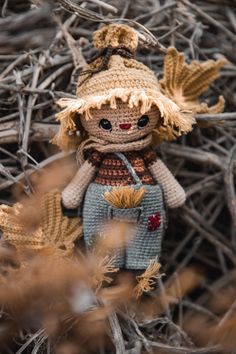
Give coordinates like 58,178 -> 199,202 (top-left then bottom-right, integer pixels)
61,146 -> 186,213
86,147 -> 157,186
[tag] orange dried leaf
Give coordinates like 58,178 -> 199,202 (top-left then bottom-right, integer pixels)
160,47 -> 227,114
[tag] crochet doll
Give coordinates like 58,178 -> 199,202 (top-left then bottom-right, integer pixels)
53,24 -> 224,271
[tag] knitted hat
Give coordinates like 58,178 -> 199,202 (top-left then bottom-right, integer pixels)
53,24 -> 195,150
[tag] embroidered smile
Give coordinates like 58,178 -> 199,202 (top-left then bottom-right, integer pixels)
119,123 -> 132,130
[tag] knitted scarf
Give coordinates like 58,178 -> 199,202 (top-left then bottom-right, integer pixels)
76,133 -> 152,166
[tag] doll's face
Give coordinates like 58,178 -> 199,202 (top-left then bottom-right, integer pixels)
80,101 -> 160,143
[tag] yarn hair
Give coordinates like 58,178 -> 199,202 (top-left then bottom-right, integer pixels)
52,95 -> 193,151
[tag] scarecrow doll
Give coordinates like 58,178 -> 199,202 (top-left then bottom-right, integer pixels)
52,24 -> 225,274
52,24 -> 195,272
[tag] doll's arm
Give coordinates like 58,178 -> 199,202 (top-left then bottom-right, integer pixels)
149,159 -> 186,208
62,160 -> 96,210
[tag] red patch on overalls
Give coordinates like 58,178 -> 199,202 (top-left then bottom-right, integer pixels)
147,212 -> 161,231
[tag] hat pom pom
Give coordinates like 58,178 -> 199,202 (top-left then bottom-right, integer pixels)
93,24 -> 138,52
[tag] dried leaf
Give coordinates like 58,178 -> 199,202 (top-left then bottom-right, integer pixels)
160,47 -> 227,114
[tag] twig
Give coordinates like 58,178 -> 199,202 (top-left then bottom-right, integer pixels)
162,144 -> 224,169
180,0 -> 236,42
182,206 -> 236,266
195,112 -> 236,122
0,122 -> 59,144
86,0 -> 118,13
223,144 -> 236,228
134,2 -> 176,22
58,20 -> 87,69
20,54 -> 46,166
108,312 -> 126,354
148,341 -> 221,353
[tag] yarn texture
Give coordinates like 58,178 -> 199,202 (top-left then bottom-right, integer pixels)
0,189 -> 82,256
160,47 -> 226,114
52,25 -> 196,151
56,24 -> 225,279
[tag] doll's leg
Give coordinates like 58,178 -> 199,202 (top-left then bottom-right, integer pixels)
125,185 -> 165,270
83,183 -> 125,268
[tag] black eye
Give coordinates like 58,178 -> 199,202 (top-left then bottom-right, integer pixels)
99,119 -> 112,131
137,115 -> 149,129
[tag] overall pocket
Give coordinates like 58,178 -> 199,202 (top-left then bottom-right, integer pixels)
108,205 -> 143,223
103,185 -> 145,223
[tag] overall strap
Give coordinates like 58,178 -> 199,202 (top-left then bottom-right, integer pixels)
115,152 -> 142,186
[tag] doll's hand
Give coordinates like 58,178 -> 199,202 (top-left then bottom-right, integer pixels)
149,158 -> 186,208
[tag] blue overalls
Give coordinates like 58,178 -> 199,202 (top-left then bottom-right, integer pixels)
82,152 -> 165,269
